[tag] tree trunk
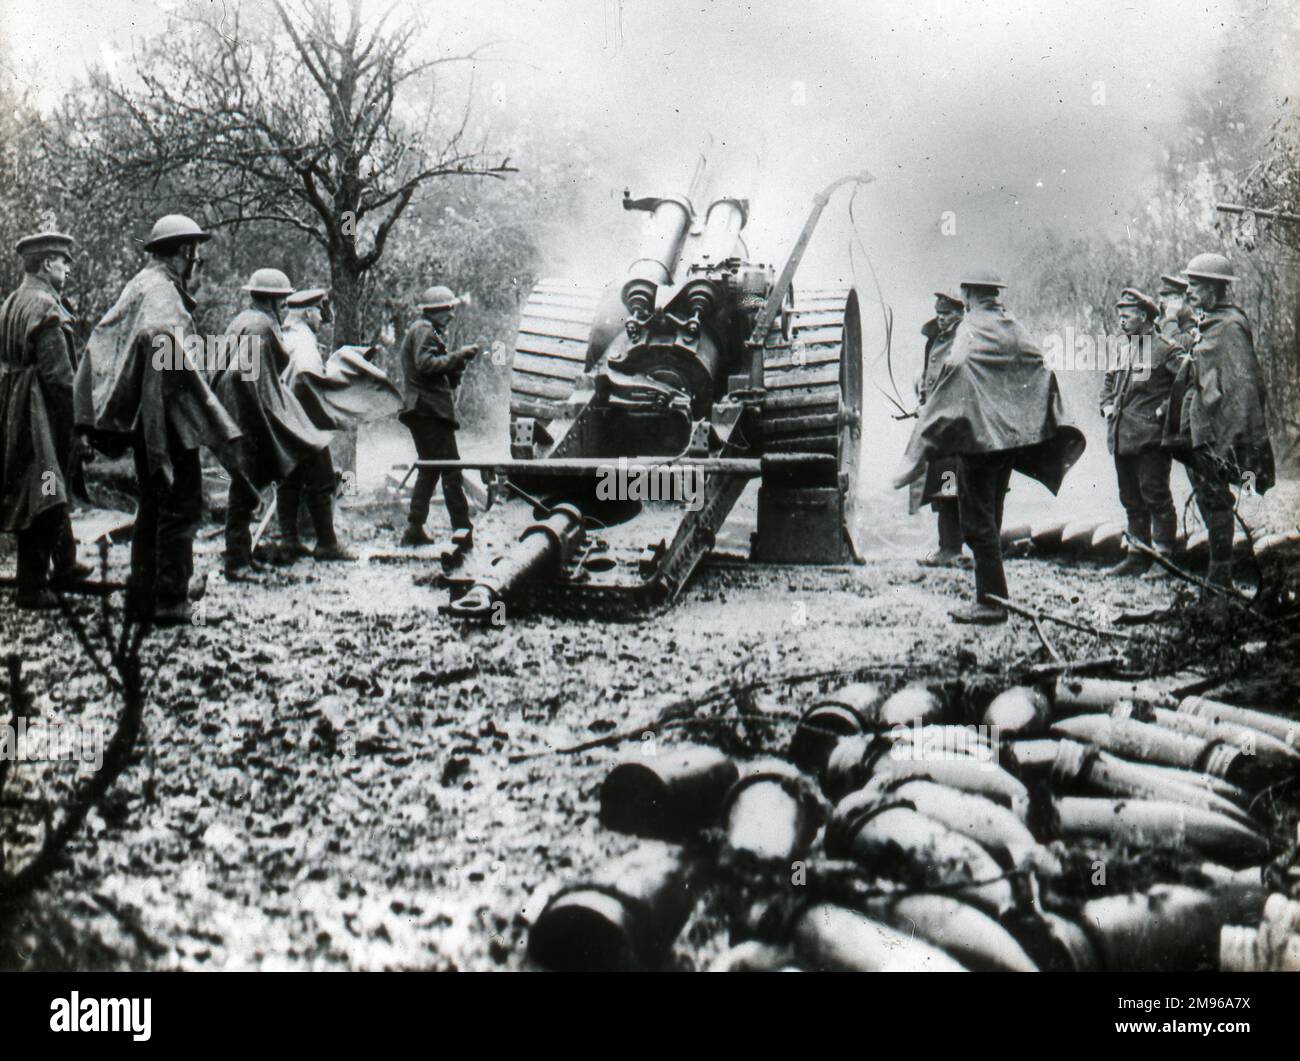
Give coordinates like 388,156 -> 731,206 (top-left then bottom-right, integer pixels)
328,250 -> 366,476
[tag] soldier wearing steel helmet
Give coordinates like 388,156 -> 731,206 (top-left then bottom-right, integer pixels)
212,268 -> 333,580
895,268 -> 1085,624
75,213 -> 242,624
1100,288 -> 1180,579
397,285 -> 479,546
1163,252 -> 1274,594
0,230 -> 95,608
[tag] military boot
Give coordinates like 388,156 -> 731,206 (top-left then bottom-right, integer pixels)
950,601 -> 1008,625
401,524 -> 435,547
1108,553 -> 1152,577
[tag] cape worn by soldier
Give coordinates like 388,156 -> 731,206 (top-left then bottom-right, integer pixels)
1,272 -> 77,532
76,231 -> 243,622
1163,304 -> 1275,493
75,260 -> 240,482
212,306 -> 331,489
894,297 -> 1085,493
907,315 -> 961,515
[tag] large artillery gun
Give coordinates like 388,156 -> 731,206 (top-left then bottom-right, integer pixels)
425,169 -> 873,619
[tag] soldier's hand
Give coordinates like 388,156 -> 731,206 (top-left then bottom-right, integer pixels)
459,343 -> 481,360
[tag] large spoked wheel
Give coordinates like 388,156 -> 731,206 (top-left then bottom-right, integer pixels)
761,287 -> 864,559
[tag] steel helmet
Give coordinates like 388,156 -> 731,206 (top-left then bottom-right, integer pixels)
142,214 -> 212,252
1183,252 -> 1236,283
958,268 -> 1007,289
417,284 -> 461,311
242,268 -> 294,296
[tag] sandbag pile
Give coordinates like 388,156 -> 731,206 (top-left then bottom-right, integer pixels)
526,677 -> 1296,972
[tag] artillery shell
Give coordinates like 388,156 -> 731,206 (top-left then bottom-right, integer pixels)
1060,519 -> 1102,551
983,686 -> 1050,737
1179,695 -> 1300,749
824,735 -> 1031,819
789,702 -> 868,776
791,903 -> 968,972
722,761 -> 824,861
1000,523 -> 1033,548
1050,714 -> 1249,785
1132,704 -> 1300,780
828,800 -> 1014,914
1089,521 -> 1127,561
1197,863 -> 1268,924
1037,912 -> 1101,972
1052,676 -> 1176,713
864,894 -> 1039,972
877,684 -> 948,727
858,778 -> 1054,873
527,843 -> 704,971
817,681 -> 885,720
707,941 -> 800,972
1054,797 -> 1269,866
1030,520 -> 1068,552
599,745 -> 739,840
1080,885 -> 1220,971
1007,738 -> 1060,772
1049,740 -> 1254,827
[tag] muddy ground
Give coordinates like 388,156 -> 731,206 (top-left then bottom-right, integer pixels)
1,446 -> 1298,971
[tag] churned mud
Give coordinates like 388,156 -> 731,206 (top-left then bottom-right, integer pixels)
1,456 -> 1297,970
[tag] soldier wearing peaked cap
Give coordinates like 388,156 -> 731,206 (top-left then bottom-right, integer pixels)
397,285 -> 479,546
1100,287 -> 1179,579
908,290 -> 966,566
1163,252 -> 1275,597
211,269 -> 333,580
0,230 -> 94,608
74,213 -> 241,625
895,270 -> 1085,625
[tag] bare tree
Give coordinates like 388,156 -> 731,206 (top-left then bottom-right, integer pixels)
43,0 -> 515,344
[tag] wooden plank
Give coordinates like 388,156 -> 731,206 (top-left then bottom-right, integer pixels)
514,334 -> 590,361
519,303 -> 600,327
518,316 -> 592,342
510,373 -> 574,401
765,363 -> 842,389
511,351 -> 584,382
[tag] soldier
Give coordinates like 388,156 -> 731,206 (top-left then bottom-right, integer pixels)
910,291 -> 966,566
275,287 -> 354,562
1100,288 -> 1179,579
894,269 -> 1085,624
398,285 -> 479,546
212,269 -> 332,580
1163,252 -> 1274,592
75,214 -> 242,624
0,231 -> 93,608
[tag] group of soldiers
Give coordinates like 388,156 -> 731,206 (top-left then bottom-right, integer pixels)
0,214 -> 479,623
902,254 -> 1275,623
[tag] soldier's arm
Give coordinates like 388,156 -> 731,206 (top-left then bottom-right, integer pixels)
1099,369 -> 1118,416
34,321 -> 75,428
414,331 -> 475,376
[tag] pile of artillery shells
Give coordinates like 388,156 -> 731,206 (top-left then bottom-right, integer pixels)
527,677 -> 1295,972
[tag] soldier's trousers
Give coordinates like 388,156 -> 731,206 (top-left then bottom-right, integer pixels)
934,498 -> 962,553
278,446 -> 338,547
405,415 -> 470,532
15,505 -> 77,596
1185,449 -> 1236,565
224,473 -> 262,566
1114,448 -> 1176,549
957,451 -> 1013,604
131,427 -> 202,611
